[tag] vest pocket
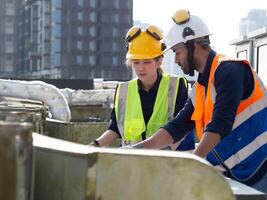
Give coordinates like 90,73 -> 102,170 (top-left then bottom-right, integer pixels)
124,119 -> 145,141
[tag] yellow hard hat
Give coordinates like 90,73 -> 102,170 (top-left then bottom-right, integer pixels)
125,25 -> 166,60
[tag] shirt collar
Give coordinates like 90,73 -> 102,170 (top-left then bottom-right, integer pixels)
197,50 -> 216,87
137,71 -> 162,93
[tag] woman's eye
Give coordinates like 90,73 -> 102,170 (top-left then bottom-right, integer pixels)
144,61 -> 152,64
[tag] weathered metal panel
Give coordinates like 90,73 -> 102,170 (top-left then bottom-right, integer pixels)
33,133 -> 238,200
34,149 -> 88,200
0,97 -> 47,134
0,122 -> 34,200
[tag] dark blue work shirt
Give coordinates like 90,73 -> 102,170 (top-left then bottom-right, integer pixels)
108,71 -> 194,150
163,50 -> 254,142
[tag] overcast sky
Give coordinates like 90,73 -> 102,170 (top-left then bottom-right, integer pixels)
133,0 -> 267,55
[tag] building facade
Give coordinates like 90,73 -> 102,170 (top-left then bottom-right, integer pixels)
239,9 -> 267,36
0,0 -> 21,78
230,27 -> 267,85
17,0 -> 133,81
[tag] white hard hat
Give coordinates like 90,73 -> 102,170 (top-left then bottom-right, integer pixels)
165,10 -> 211,52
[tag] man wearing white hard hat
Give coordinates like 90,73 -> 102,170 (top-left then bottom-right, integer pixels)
131,9 -> 267,194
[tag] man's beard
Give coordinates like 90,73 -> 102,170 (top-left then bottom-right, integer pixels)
178,62 -> 191,75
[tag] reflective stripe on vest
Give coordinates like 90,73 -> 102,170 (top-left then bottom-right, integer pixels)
115,73 -> 182,145
191,54 -> 267,182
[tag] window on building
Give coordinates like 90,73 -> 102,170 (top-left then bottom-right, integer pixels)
5,41 -> 13,53
4,60 -> 13,72
112,42 -> 118,52
114,0 -> 120,9
89,26 -> 96,36
44,56 -> 51,68
78,12 -> 83,20
45,15 -> 50,26
55,39 -> 61,52
89,55 -> 96,65
55,25 -> 61,37
5,19 -> 14,34
32,20 -> 38,31
6,4 -> 15,15
76,55 -> 82,64
44,43 -> 50,54
89,12 -> 96,22
54,53 -> 61,66
44,1 -> 50,15
125,0 -> 132,9
77,41 -> 82,49
78,0 -> 83,6
89,41 -> 96,51
89,0 -> 97,8
113,14 -> 119,23
112,56 -> 118,66
38,6 -> 42,18
237,50 -> 247,60
54,0 -> 62,9
55,9 -> 61,23
38,33 -> 42,44
32,5 -> 38,18
257,44 -> 267,85
112,27 -> 119,37
44,28 -> 50,40
77,26 -> 83,35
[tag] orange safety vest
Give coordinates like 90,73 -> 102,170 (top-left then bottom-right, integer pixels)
191,54 -> 264,140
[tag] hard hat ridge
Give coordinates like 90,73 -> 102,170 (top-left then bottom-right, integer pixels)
165,9 -> 211,52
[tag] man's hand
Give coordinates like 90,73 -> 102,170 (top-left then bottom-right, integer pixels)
131,128 -> 174,149
92,130 -> 119,147
193,131 -> 221,158
89,140 -> 100,147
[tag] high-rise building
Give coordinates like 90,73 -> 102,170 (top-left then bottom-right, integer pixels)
239,9 -> 267,36
17,0 -> 133,81
0,0 -> 21,78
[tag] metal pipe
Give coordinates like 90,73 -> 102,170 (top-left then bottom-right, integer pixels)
0,79 -> 71,121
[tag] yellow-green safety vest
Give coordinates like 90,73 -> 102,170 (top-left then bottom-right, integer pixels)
115,73 -> 186,145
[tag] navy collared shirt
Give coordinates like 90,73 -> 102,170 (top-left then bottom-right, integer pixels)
163,50 -> 254,142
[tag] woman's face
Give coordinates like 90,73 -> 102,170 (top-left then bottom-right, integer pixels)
131,59 -> 161,84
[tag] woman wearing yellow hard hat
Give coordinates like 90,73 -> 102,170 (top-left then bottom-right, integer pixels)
91,24 -> 194,151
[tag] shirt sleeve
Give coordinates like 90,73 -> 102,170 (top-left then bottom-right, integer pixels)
205,61 -> 254,138
163,98 -> 195,142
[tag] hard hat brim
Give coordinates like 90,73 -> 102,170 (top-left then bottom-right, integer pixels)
126,53 -> 163,60
163,43 -> 186,53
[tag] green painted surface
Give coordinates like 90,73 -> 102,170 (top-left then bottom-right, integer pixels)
47,120 -> 109,145
70,105 -> 112,122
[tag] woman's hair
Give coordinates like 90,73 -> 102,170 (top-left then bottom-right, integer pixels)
125,55 -> 164,73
